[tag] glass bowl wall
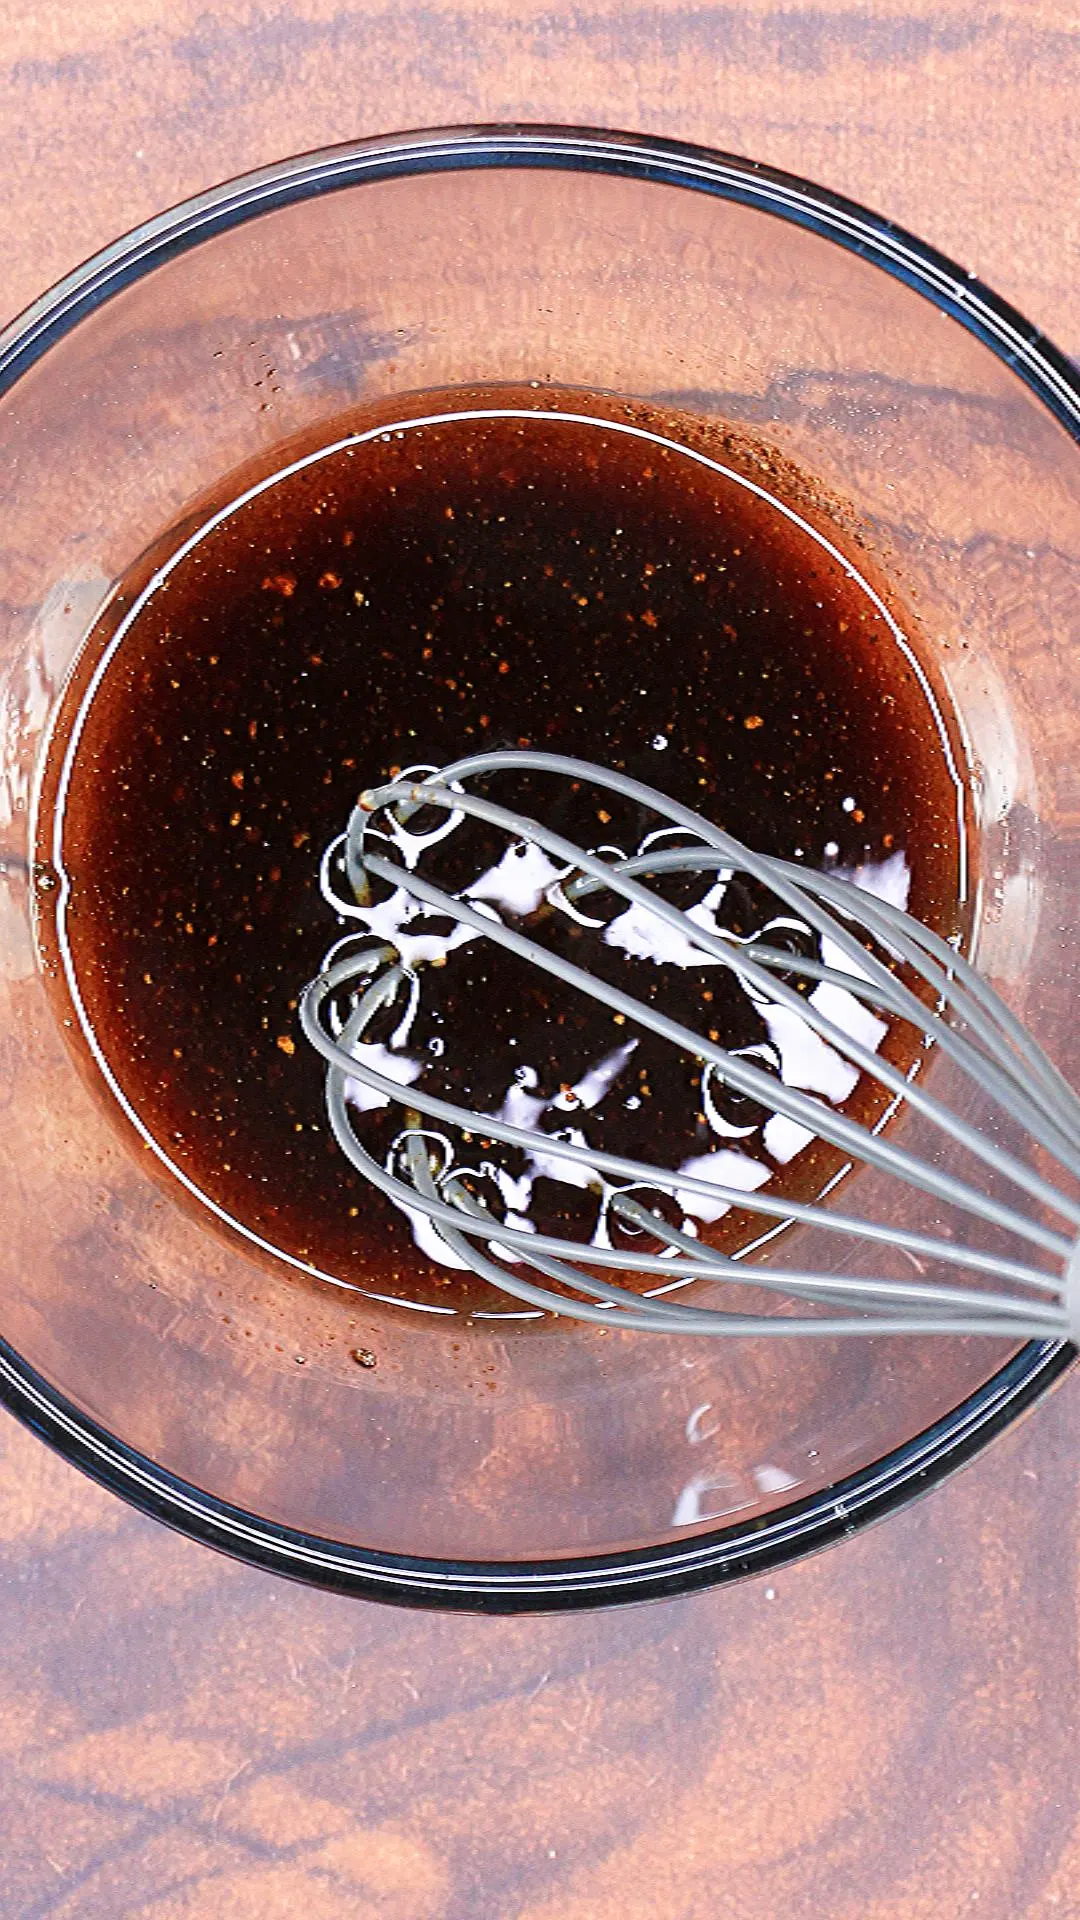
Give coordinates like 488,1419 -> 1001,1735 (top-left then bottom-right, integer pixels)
0,127 -> 1076,1608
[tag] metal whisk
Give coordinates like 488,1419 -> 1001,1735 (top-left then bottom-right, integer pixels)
299,750 -> 1080,1341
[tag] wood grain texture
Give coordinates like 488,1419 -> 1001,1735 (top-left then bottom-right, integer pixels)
2,3 -> 1079,1915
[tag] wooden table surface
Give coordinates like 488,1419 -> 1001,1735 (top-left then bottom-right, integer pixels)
2,4 -> 1078,1915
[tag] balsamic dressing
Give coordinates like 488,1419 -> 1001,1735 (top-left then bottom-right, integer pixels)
38,388 -> 969,1315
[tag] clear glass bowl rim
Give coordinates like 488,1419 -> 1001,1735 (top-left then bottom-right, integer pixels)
0,121 -> 1075,1612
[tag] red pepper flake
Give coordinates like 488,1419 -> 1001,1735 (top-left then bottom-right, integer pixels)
640,609 -> 658,628
230,770 -> 245,789
261,573 -> 296,596
743,714 -> 764,731
319,571 -> 342,590
276,1034 -> 296,1055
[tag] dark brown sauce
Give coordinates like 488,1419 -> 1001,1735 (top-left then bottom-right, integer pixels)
36,386 -> 970,1320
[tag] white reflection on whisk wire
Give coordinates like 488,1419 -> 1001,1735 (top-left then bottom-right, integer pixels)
299,750 -> 1080,1338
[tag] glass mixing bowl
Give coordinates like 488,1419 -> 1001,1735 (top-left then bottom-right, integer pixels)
0,126 -> 1077,1611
